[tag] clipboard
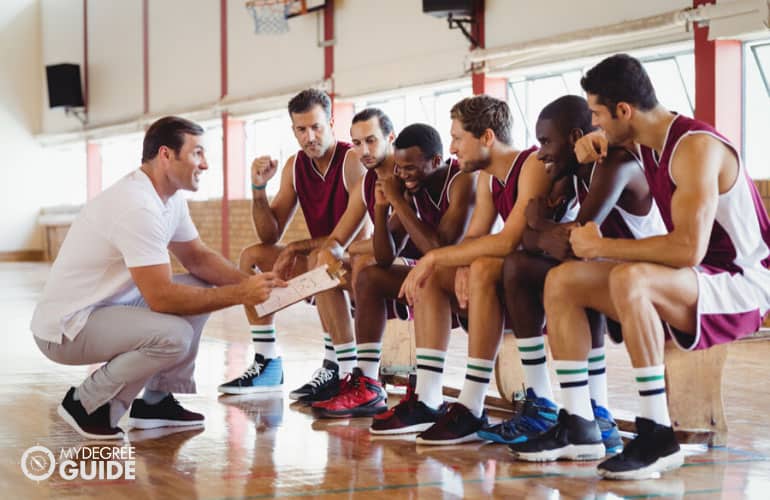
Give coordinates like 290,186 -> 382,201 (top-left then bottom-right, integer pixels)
256,264 -> 344,317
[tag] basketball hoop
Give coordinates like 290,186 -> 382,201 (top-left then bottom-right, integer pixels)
245,0 -> 306,35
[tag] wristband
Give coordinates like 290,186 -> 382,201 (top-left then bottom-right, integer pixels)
252,183 -> 267,191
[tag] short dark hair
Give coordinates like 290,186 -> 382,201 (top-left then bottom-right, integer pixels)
288,88 -> 332,119
538,95 -> 595,136
580,54 -> 658,116
393,123 -> 443,159
450,95 -> 512,145
352,108 -> 394,136
142,116 -> 204,163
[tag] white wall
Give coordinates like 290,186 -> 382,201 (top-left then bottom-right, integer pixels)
1,0 -> 88,252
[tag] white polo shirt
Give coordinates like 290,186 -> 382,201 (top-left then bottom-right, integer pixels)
31,169 -> 198,343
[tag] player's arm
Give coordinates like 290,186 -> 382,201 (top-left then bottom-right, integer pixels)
426,155 -> 551,268
572,135 -> 724,267
462,171 -> 499,240
320,176 -> 369,259
575,148 -> 640,225
251,156 -> 298,244
373,199 -> 398,266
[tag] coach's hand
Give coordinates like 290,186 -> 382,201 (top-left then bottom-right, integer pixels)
399,253 -> 437,305
251,156 -> 279,188
574,131 -> 608,164
241,272 -> 287,305
570,221 -> 603,259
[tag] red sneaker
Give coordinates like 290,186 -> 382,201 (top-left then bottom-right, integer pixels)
311,368 -> 387,418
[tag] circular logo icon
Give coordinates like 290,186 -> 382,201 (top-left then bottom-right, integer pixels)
21,445 -> 56,481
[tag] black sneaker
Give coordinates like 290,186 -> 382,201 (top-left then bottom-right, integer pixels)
289,359 -> 340,402
509,409 -> 605,461
57,387 -> 124,439
598,417 -> 683,480
370,385 -> 447,435
218,354 -> 284,394
476,388 -> 558,444
128,394 -> 204,429
416,402 -> 488,445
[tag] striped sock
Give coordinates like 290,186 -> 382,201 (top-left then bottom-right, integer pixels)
415,348 -> 445,410
634,365 -> 671,426
554,360 -> 593,420
251,324 -> 277,359
357,342 -> 382,379
323,335 -> 336,363
458,357 -> 494,418
517,336 -> 554,401
588,347 -> 608,408
335,341 -> 357,375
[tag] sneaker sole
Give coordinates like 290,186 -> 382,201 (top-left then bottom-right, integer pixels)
57,404 -> 124,440
217,384 -> 283,395
476,430 -> 529,444
598,450 -> 685,480
511,443 -> 605,462
369,422 -> 434,435
311,404 -> 388,419
127,418 -> 205,430
415,433 -> 482,446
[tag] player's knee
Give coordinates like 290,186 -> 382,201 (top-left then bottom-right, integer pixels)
354,264 -> 384,296
502,252 -> 531,290
469,257 -> 500,286
239,243 -> 272,272
543,263 -> 573,305
609,263 -> 648,307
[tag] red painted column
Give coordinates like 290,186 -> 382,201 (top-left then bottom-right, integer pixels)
86,143 -> 102,200
693,0 -> 743,147
468,0 -> 507,97
220,0 -> 230,258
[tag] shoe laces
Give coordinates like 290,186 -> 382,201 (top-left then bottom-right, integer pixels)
239,359 -> 265,380
377,384 -> 417,420
306,366 -> 334,389
498,397 -> 549,435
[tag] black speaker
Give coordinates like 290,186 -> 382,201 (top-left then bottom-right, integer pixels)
45,64 -> 84,108
422,0 -> 475,17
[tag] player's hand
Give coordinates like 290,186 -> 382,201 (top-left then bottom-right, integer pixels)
539,224 -> 574,261
574,131 -> 608,164
241,272 -> 287,305
272,246 -> 298,280
398,253 -> 437,305
376,175 -> 403,204
570,221 -> 603,259
454,266 -> 470,309
251,156 -> 279,187
374,183 -> 389,207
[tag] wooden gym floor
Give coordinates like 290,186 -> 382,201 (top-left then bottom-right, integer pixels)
2,262 -> 770,499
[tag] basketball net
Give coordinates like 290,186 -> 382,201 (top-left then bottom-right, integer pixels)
245,0 -> 302,35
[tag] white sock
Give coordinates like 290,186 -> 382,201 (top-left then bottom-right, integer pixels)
554,360 -> 593,421
323,335 -> 337,364
356,342 -> 382,379
588,346 -> 608,408
457,357 -> 494,418
517,336 -> 555,401
251,324 -> 277,359
415,348 -> 445,410
334,341 -> 357,375
141,389 -> 169,405
634,365 -> 671,426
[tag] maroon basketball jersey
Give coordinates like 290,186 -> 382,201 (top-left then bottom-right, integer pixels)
293,141 -> 353,239
491,146 -> 538,221
639,114 -> 770,272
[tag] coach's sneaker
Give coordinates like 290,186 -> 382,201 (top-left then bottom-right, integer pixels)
57,387 -> 124,440
598,417 -> 683,480
128,394 -> 204,429
218,354 -> 283,394
289,359 -> 340,402
416,403 -> 487,445
477,388 -> 558,444
509,409 -> 605,462
592,400 -> 623,455
311,368 -> 387,418
370,385 -> 448,435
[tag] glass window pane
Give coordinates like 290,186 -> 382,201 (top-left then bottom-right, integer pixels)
642,58 -> 693,115
744,42 -> 770,179
100,132 -> 143,190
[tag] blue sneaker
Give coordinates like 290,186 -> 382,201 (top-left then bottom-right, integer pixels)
592,400 -> 623,454
218,354 -> 283,394
477,388 -> 558,444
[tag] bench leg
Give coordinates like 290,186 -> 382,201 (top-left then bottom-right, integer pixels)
494,333 -> 528,404
665,342 -> 728,446
379,319 -> 415,382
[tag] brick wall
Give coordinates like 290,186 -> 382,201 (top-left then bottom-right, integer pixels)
171,198 -> 310,272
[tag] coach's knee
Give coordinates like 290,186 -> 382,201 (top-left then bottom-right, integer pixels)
147,317 -> 194,360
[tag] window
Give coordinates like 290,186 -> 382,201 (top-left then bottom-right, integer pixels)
100,132 -> 143,190
244,112 -> 297,197
744,40 -> 770,179
186,120 -> 223,201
